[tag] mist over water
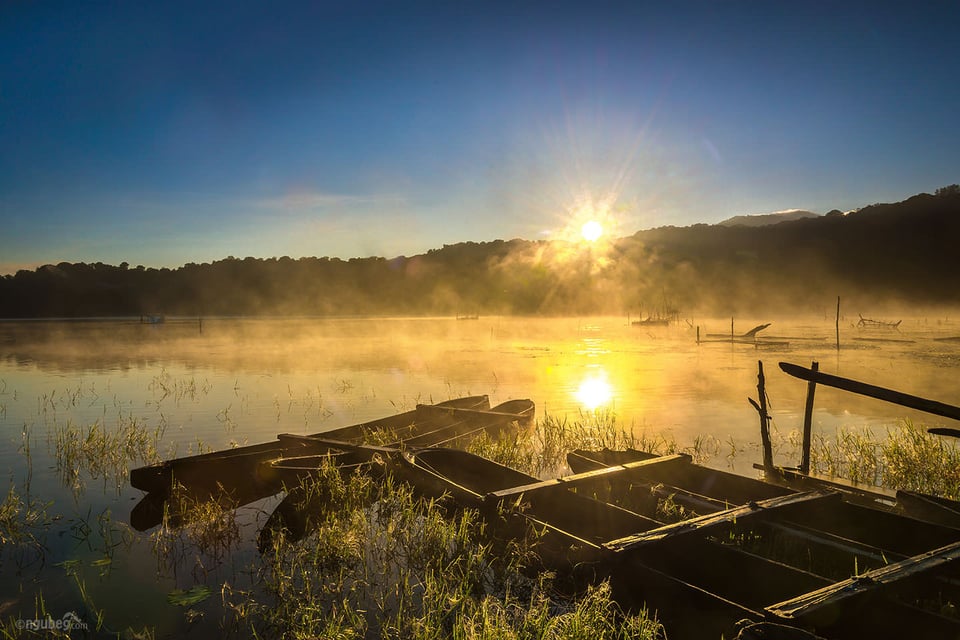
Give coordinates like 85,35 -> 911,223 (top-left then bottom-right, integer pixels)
1,314 -> 959,634
3,314 -> 959,469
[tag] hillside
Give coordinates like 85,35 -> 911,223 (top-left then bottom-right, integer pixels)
2,188 -> 958,318
716,209 -> 820,227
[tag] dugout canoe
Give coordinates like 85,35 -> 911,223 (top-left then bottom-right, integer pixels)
129,395 -> 492,494
564,448 -> 960,640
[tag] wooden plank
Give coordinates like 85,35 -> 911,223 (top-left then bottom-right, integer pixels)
275,434 -> 399,457
758,464 -> 899,508
486,454 -> 692,501
767,539 -> 960,622
779,362 -> 960,423
604,490 -> 839,552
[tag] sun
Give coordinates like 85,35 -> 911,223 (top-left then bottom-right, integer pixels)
580,220 -> 603,242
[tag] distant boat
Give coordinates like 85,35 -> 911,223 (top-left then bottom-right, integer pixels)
857,313 -> 901,330
631,316 -> 670,327
631,291 -> 679,327
141,314 -> 165,324
456,313 -> 479,320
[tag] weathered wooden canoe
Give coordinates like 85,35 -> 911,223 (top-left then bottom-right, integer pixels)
389,447 -> 663,561
254,401 -> 535,549
129,397 -> 533,530
129,395 -> 492,494
260,399 -> 534,488
565,448 -> 960,640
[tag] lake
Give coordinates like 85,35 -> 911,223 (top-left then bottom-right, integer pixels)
1,314 -> 959,635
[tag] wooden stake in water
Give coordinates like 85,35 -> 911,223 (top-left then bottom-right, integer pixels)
800,361 -> 819,474
752,360 -> 774,472
836,296 -> 840,351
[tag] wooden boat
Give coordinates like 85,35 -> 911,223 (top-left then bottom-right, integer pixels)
382,446 -> 665,567
561,447 -> 960,640
259,399 -> 533,488
631,316 -> 670,327
254,401 -> 535,549
129,395 -> 492,494
857,313 -> 901,329
129,396 -> 533,531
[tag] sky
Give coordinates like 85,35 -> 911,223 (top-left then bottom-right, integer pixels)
2,1 -> 959,274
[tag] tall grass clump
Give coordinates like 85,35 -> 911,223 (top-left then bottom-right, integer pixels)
0,484 -> 52,561
150,482 -> 242,580
50,415 -> 164,492
223,458 -> 663,640
810,419 -> 960,498
468,410 -> 715,478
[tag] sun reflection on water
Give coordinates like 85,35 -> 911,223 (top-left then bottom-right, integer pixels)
575,374 -> 614,410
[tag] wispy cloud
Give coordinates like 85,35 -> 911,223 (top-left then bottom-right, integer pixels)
256,190 -> 405,213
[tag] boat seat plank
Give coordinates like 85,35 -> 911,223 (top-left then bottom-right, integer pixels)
766,539 -> 960,622
604,490 -> 840,553
275,434 -> 399,456
486,454 -> 692,501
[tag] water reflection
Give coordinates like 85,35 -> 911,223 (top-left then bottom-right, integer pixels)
575,374 -> 613,411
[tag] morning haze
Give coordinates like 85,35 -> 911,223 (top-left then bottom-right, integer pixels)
3,187 -> 958,318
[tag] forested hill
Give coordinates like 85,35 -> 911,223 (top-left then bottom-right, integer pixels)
3,188 -> 959,318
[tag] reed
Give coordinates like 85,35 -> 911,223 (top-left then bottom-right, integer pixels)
808,419 -> 960,498
0,484 -> 52,556
221,457 -> 662,639
150,482 -> 242,580
50,414 -> 164,493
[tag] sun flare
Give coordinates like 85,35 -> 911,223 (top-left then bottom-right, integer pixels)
581,220 -> 603,242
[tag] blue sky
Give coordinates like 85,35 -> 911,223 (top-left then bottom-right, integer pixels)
2,1 -> 959,273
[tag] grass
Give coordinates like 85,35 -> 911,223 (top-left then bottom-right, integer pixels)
49,414 -> 165,494
807,419 -> 960,498
0,484 -> 52,560
467,409 -> 717,478
220,456 -> 664,639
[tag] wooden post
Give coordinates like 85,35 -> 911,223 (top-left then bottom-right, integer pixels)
731,317 -> 734,339
835,296 -> 840,351
757,361 -> 773,471
800,361 -> 819,474
697,326 -> 700,345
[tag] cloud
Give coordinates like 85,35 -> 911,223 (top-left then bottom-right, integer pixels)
256,190 -> 404,214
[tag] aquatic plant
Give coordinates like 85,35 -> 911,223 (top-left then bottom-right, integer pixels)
809,419 -> 960,498
50,415 -> 164,493
0,484 -> 52,558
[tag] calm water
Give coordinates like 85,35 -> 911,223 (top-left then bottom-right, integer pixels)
1,314 -> 959,634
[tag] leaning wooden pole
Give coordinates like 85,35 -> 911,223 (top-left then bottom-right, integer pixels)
799,361 -> 819,475
780,362 -> 960,423
755,361 -> 774,471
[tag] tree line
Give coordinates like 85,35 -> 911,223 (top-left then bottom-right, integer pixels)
2,188 -> 958,318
